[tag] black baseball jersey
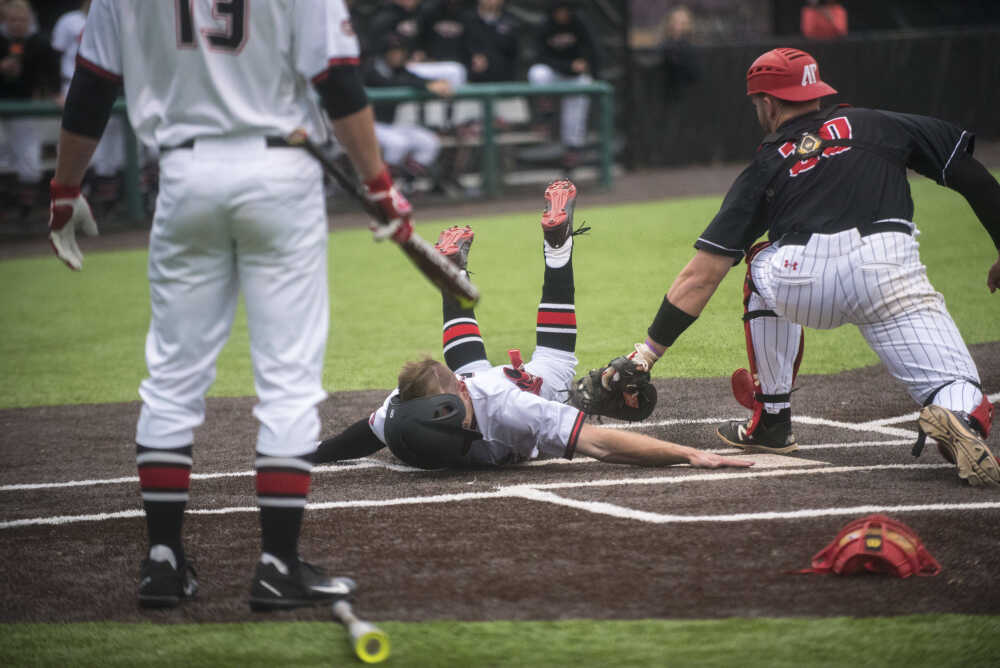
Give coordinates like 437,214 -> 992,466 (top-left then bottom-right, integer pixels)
695,106 -> 974,262
534,12 -> 602,77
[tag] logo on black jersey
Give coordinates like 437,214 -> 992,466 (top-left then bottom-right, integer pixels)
796,133 -> 823,158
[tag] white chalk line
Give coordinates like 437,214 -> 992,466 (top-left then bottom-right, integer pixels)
0,459 -> 415,492
507,487 -> 1000,524
0,462 -> 966,530
0,398 -> 984,492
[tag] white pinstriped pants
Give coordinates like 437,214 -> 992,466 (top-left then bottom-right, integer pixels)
748,227 -> 984,414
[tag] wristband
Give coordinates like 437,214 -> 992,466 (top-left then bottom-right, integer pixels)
364,167 -> 394,194
50,180 -> 81,199
647,296 -> 697,348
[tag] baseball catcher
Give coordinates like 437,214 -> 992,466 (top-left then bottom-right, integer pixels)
312,181 -> 750,471
608,47 -> 1000,487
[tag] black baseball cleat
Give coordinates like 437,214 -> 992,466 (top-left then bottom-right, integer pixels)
918,405 -> 1000,487
716,418 -> 798,454
138,544 -> 198,609
249,553 -> 356,611
434,225 -> 474,270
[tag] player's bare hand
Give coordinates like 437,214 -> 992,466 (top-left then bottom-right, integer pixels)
988,254 -> 1000,293
688,450 -> 754,469
471,53 -> 488,73
363,167 -> 413,244
426,79 -> 454,98
48,180 -> 99,271
571,58 -> 589,74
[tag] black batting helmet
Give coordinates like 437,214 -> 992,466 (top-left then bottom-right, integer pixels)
383,394 -> 482,469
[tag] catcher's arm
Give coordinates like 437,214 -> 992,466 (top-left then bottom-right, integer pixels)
575,425 -> 754,468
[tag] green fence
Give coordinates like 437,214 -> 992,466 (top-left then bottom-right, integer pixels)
0,81 -> 614,221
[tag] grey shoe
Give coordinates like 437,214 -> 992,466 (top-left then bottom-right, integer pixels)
918,405 -> 1000,487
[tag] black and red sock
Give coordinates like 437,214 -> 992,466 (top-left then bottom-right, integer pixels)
136,443 -> 192,562
256,451 -> 312,561
536,259 -> 576,352
442,290 -> 487,372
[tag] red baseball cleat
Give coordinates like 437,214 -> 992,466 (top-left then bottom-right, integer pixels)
434,225 -> 475,270
541,179 -> 577,248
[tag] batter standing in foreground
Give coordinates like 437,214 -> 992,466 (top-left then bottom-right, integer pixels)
48,0 -> 414,609
611,47 -> 1000,487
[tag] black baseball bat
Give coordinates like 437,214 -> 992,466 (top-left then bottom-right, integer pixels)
288,129 -> 480,308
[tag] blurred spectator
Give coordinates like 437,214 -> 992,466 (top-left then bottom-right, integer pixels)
364,32 -> 459,195
801,0 -> 848,40
369,0 -> 465,84
51,0 -> 125,207
463,0 -> 520,83
527,1 -> 602,167
419,0 -> 468,66
368,0 -> 466,128
368,0 -> 425,59
661,6 -> 700,96
0,0 -> 58,221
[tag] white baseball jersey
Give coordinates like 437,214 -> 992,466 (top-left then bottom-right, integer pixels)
369,361 -> 586,464
78,0 -> 360,148
51,9 -> 86,91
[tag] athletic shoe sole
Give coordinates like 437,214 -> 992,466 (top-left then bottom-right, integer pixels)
541,179 -> 577,246
918,405 -> 1000,487
434,225 -> 474,267
715,421 -> 799,454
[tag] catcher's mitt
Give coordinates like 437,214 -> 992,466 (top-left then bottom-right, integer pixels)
568,356 -> 657,422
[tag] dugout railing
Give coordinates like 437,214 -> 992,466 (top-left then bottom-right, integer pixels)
0,81 -> 615,222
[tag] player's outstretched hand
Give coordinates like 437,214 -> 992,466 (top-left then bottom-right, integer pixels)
988,254 -> 1000,293
687,450 -> 755,469
363,167 -> 413,244
48,180 -> 99,271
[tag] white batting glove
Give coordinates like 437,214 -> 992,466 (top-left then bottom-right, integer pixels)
48,181 -> 99,271
627,341 -> 661,373
363,167 -> 413,243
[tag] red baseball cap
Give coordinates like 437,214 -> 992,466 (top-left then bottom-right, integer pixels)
746,48 -> 837,101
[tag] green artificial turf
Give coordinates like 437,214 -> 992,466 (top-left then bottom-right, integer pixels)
2,615 -> 998,667
0,176 -> 996,409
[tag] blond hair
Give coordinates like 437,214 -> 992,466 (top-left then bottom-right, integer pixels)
397,358 -> 460,401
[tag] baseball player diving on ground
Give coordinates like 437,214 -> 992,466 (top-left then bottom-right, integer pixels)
313,180 -> 753,471
607,48 -> 1000,487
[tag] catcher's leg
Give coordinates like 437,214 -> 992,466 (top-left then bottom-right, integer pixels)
717,242 -> 803,453
436,226 -> 489,375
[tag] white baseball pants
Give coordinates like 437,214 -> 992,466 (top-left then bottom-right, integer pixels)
527,63 -> 591,148
749,227 -> 984,413
136,136 -> 329,458
375,121 -> 441,167
0,118 -> 42,183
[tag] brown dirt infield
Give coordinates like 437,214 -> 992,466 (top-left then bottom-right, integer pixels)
2,343 -> 998,624
3,160 -> 1000,625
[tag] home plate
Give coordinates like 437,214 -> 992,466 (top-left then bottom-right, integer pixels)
729,453 -> 829,468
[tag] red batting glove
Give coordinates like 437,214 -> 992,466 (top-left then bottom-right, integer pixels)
363,167 -> 413,244
48,180 -> 99,271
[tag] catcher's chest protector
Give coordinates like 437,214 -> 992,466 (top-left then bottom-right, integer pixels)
801,514 -> 940,578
